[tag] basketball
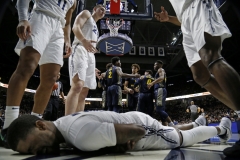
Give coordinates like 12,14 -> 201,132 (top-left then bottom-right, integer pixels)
52,82 -> 58,91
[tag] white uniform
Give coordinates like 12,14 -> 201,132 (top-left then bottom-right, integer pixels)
169,0 -> 231,67
54,111 -> 180,151
15,0 -> 74,66
69,15 -> 99,89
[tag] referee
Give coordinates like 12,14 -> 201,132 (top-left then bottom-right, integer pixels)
43,73 -> 65,121
186,101 -> 200,122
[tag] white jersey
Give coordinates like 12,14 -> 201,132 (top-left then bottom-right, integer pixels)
33,0 -> 74,26
169,0 -> 193,22
72,15 -> 99,47
54,111 -> 180,151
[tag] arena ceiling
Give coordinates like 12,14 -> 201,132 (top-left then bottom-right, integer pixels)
0,0 -> 240,88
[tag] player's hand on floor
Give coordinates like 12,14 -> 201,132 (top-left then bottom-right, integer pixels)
16,20 -> 31,41
82,39 -> 97,53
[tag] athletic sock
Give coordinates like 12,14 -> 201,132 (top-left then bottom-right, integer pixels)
3,106 -> 19,129
218,126 -> 227,136
192,122 -> 199,128
31,112 -> 43,118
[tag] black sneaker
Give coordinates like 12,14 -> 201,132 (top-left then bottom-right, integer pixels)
0,128 -> 9,148
223,140 -> 240,157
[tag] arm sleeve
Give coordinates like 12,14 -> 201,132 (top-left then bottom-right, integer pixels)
17,0 -> 31,21
73,120 -> 117,151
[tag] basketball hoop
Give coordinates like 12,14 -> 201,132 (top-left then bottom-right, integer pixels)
106,18 -> 124,37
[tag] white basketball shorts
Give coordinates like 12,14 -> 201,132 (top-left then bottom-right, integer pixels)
181,0 -> 232,67
69,44 -> 96,89
15,11 -> 64,66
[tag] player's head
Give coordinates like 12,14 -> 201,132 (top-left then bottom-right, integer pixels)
131,64 -> 140,74
190,101 -> 194,105
7,115 -> 60,155
154,60 -> 163,71
145,70 -> 153,76
93,4 -> 106,19
106,63 -> 112,70
111,56 -> 121,67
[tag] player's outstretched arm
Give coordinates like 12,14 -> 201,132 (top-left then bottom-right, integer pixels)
116,67 -> 140,78
154,6 -> 181,26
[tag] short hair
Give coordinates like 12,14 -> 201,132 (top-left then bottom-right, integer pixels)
7,115 -> 42,151
145,70 -> 153,75
106,63 -> 112,70
93,4 -> 104,10
155,60 -> 163,65
131,64 -> 140,71
111,57 -> 120,65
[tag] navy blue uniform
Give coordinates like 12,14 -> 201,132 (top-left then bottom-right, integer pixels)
125,77 -> 139,111
135,75 -> 154,116
154,71 -> 169,122
105,66 -> 122,113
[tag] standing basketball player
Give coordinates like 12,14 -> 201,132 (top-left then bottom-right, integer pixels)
106,57 -> 140,113
124,64 -> 140,111
98,63 -> 112,110
148,60 -> 174,126
0,0 -> 76,146
134,70 -> 154,116
65,4 -> 106,115
154,1 -> 240,157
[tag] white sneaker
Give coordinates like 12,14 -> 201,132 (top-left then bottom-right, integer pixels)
218,117 -> 232,143
194,115 -> 206,126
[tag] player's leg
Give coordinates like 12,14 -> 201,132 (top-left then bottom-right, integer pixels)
180,117 -> 232,147
187,0 -> 240,111
146,93 -> 154,117
174,115 -> 206,130
3,47 -> 40,130
32,63 -> 60,115
111,85 -> 122,113
137,93 -> 146,114
155,88 -> 174,126
76,87 -> 89,112
65,46 -> 88,115
32,23 -> 64,116
76,53 -> 96,112
107,86 -> 113,111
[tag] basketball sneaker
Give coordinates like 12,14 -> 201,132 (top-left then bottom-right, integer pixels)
218,117 -> 232,143
194,115 -> 206,126
223,139 -> 240,157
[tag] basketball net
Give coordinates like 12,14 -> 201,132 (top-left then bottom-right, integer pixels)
106,18 -> 124,37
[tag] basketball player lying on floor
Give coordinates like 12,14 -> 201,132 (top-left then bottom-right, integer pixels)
7,111 -> 231,155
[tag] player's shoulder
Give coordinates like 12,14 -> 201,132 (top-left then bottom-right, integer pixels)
79,10 -> 92,18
